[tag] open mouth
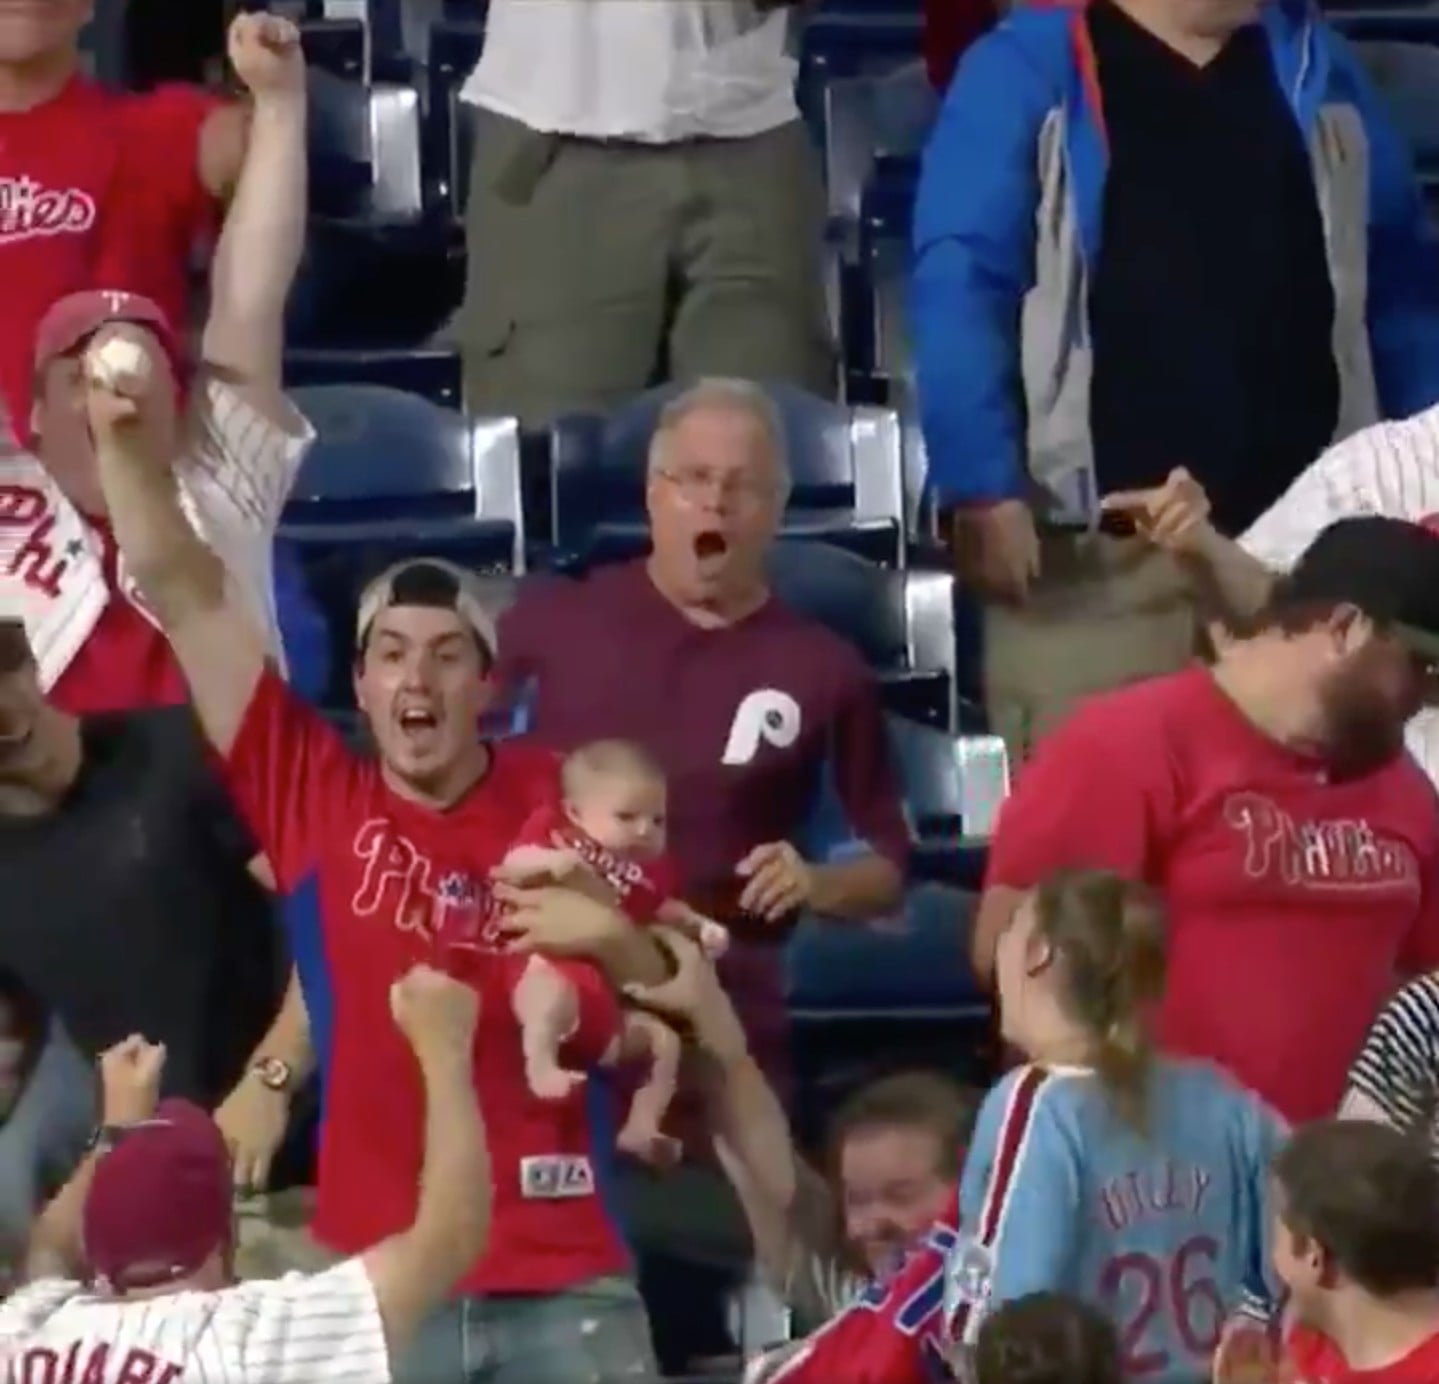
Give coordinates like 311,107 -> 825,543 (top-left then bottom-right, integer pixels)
397,708 -> 439,743
694,531 -> 728,561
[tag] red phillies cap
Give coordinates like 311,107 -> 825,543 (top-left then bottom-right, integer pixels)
82,1099 -> 233,1293
33,289 -> 183,378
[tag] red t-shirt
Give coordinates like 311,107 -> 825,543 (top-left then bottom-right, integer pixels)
47,517 -> 186,715
984,666 -> 1439,1123
222,671 -> 630,1295
0,77 -> 220,432
513,802 -> 679,925
1287,1323 -> 1439,1382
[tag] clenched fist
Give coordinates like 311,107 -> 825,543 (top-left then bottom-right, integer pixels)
391,964 -> 480,1059
228,12 -> 305,100
99,1034 -> 166,1126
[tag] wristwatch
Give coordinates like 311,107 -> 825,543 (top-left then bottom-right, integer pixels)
83,1124 -> 128,1157
249,1056 -> 293,1093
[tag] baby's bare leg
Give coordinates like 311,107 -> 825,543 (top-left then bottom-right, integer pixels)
513,955 -> 586,1100
616,1011 -> 683,1169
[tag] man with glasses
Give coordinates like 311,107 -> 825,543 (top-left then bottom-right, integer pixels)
493,375 -> 910,1373
972,516 -> 1439,1126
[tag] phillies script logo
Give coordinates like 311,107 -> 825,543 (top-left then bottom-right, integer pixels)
1224,792 -> 1419,892
351,819 -> 504,948
0,484 -> 70,600
0,176 -> 96,243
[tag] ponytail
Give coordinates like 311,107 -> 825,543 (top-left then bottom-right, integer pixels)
1031,870 -> 1167,1138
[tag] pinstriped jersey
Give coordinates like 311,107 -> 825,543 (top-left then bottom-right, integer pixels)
1240,401 -> 1439,786
950,1062 -> 1284,1383
0,1259 -> 389,1384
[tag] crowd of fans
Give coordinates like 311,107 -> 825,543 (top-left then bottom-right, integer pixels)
6,0 -> 1439,1382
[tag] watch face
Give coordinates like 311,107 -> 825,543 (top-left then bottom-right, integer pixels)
253,1058 -> 290,1091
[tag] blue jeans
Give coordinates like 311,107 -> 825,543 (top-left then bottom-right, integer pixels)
392,1276 -> 660,1384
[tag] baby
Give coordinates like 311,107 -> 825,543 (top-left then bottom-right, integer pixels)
502,740 -> 726,1168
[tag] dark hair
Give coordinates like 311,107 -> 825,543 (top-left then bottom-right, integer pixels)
827,1071 -> 979,1175
1029,870 -> 1167,1134
1221,576 -> 1347,642
973,1292 -> 1122,1384
1273,1119 -> 1439,1296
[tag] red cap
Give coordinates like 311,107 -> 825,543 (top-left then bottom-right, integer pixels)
33,290 -> 183,379
82,1099 -> 233,1292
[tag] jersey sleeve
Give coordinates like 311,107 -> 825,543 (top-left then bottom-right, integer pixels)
1230,1090 -> 1289,1323
750,1225 -> 957,1384
1344,975 -> 1439,1131
218,1258 -> 389,1384
0,1279 -> 82,1349
951,1067 -> 1078,1345
222,667 -> 364,890
983,698 -> 1174,889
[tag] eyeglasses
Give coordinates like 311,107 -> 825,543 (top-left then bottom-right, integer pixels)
654,465 -> 776,505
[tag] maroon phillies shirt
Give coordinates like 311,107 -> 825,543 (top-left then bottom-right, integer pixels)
495,560 -> 911,1102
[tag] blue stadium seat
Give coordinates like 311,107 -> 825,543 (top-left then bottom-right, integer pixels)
548,383 -> 906,567
766,540 -> 955,730
281,386 -> 525,706
786,882 -> 988,1019
799,12 -> 924,142
299,17 -> 366,80
426,21 -> 486,218
284,347 -> 462,407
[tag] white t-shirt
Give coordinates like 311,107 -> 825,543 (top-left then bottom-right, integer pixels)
1240,401 -> 1439,785
0,376 -> 312,693
463,0 -> 799,143
0,1258 -> 389,1384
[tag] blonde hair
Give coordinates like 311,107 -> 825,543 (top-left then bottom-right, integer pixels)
1030,870 -> 1167,1133
560,739 -> 667,800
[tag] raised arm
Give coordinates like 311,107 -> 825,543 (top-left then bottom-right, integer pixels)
359,966 -> 491,1355
200,13 -> 308,395
87,335 -> 268,754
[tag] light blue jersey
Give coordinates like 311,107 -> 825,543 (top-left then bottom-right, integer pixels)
950,1061 -> 1285,1383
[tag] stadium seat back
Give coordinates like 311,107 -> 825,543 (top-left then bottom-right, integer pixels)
549,383 -> 905,566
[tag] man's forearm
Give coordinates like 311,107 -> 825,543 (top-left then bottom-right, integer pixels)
26,1151 -> 103,1280
809,854 -> 904,921
704,1052 -> 798,1215
202,92 -> 306,379
1179,525 -> 1276,625
594,924 -> 671,988
412,1049 -> 490,1272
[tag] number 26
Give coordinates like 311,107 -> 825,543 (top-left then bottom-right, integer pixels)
1099,1236 -> 1224,1376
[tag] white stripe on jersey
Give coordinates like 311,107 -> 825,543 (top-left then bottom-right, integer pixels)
0,376 -> 311,692
1240,402 -> 1439,787
1344,972 -> 1439,1158
0,1258 -> 389,1384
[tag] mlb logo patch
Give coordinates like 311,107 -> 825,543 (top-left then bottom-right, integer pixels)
519,1155 -> 594,1200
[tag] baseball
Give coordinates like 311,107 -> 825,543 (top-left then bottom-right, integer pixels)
85,336 -> 152,392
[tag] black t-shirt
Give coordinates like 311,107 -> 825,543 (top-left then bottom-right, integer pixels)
0,709 -> 282,1107
1087,0 -> 1338,534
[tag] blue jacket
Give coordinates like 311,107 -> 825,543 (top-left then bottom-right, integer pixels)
911,0 -> 1439,510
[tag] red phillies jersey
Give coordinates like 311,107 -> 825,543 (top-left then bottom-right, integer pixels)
751,1199 -> 959,1384
985,666 -> 1439,1122
222,671 -> 629,1294
1287,1323 -> 1439,1382
48,518 -> 186,715
0,78 -> 220,432
514,802 -> 679,924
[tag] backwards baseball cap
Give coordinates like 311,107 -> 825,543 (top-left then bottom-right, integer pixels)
34,290 -> 184,380
1285,516 -> 1439,661
82,1099 -> 233,1293
355,558 -> 499,660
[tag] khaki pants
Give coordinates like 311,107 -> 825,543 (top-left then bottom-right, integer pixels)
233,1189 -> 338,1280
984,531 -> 1200,764
458,110 -> 836,426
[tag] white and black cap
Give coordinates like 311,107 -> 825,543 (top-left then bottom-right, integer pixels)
355,558 -> 499,662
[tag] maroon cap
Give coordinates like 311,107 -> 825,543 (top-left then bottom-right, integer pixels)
82,1099 -> 233,1292
33,290 -> 183,379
